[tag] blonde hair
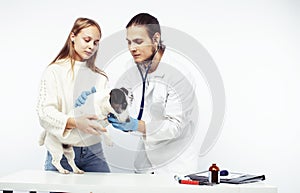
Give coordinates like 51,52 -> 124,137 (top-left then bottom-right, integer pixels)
50,17 -> 107,78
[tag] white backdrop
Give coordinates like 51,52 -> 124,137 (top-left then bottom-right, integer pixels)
0,0 -> 299,193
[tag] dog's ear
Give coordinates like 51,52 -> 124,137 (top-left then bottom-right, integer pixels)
109,89 -> 113,96
120,87 -> 128,95
109,88 -> 118,102
109,90 -> 112,104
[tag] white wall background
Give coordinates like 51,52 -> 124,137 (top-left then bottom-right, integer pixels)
0,0 -> 299,193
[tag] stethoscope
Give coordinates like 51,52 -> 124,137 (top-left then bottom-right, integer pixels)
136,44 -> 160,120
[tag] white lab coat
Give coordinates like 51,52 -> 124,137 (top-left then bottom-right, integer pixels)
115,48 -> 201,175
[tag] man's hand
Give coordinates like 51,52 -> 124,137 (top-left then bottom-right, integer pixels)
107,113 -> 138,132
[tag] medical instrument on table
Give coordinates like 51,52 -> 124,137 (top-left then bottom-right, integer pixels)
174,175 -> 212,186
185,169 -> 229,177
209,163 -> 220,184
185,170 -> 265,184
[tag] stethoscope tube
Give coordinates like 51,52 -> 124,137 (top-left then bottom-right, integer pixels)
136,46 -> 159,120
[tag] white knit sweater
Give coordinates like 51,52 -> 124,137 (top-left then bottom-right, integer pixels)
36,59 -> 109,146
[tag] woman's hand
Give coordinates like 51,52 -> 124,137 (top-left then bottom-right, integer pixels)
66,115 -> 106,135
74,86 -> 96,107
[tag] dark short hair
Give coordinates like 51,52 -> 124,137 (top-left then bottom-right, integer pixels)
126,13 -> 161,39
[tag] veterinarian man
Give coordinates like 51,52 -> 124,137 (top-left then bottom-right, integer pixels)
77,13 -> 201,175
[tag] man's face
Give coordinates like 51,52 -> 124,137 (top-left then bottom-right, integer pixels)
126,25 -> 155,64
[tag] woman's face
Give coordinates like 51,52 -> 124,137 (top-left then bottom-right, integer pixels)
126,25 -> 155,63
71,26 -> 101,61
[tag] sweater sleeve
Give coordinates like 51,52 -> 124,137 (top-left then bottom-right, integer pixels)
36,67 -> 69,138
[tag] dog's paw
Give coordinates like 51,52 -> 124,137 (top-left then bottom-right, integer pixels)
73,169 -> 84,174
58,169 -> 70,174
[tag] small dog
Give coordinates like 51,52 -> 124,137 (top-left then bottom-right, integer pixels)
39,87 -> 131,174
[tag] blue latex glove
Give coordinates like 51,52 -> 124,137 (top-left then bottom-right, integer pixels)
74,86 -> 96,107
107,113 -> 138,132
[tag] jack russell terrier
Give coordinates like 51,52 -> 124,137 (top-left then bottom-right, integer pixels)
39,87 -> 131,174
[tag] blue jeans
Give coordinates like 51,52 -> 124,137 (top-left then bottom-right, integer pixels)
45,142 -> 110,173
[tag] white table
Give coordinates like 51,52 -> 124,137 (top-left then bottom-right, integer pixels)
0,170 -> 277,193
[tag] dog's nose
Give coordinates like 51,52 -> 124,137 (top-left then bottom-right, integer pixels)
126,117 -> 130,122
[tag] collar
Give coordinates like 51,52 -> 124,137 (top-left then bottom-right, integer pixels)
149,48 -> 170,78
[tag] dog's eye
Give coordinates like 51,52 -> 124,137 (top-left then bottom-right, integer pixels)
122,102 -> 127,109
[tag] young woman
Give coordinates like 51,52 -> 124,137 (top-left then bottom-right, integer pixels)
37,17 -> 110,173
